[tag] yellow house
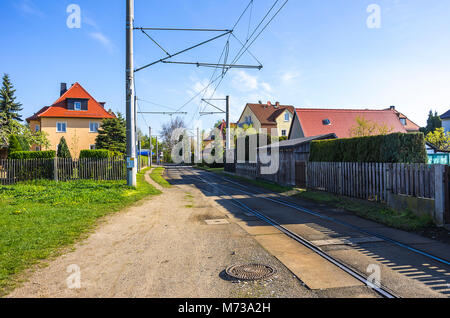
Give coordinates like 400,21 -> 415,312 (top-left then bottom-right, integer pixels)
237,101 -> 295,137
26,82 -> 115,157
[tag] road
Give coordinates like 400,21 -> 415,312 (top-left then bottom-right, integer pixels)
166,166 -> 450,298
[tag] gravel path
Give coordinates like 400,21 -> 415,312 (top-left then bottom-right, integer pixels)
7,169 -> 311,298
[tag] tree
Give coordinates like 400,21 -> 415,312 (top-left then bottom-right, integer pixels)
161,117 -> 186,163
420,110 -> 442,135
7,135 -> 22,156
425,127 -> 450,151
95,112 -> 126,154
349,116 -> 393,137
57,137 -> 72,158
0,74 -> 23,123
0,118 -> 49,150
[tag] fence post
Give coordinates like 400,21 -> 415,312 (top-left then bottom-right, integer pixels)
54,157 -> 58,182
434,165 -> 445,226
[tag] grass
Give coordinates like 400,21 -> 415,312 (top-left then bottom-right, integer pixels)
295,190 -> 434,231
199,167 -> 434,231
194,165 -> 225,173
150,167 -> 171,188
0,168 -> 160,296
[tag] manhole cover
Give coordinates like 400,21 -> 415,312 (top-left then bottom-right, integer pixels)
226,264 -> 276,281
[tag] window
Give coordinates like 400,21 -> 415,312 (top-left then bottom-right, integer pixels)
282,130 -> 287,137
322,119 -> 331,125
90,145 -> 96,150
56,122 -> 67,133
74,101 -> 82,111
35,146 -> 41,151
400,118 -> 407,125
35,125 -> 40,132
284,112 -> 290,122
89,122 -> 99,133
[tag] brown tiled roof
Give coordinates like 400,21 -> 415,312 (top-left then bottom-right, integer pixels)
245,103 -> 295,125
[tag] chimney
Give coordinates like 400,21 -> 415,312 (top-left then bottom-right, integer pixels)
267,101 -> 272,107
389,105 -> 395,110
275,102 -> 280,108
60,83 -> 67,96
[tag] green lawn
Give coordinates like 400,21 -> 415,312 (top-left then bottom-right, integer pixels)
0,168 -> 160,296
150,167 -> 171,188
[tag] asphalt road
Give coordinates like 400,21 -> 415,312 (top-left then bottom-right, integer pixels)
166,166 -> 450,298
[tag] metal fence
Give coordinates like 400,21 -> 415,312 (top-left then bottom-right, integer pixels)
307,162 -> 437,202
0,157 -> 128,185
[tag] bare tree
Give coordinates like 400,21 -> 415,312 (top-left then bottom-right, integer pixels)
161,117 -> 187,161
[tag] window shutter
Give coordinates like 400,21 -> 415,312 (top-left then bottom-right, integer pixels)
81,100 -> 88,110
67,100 -> 74,110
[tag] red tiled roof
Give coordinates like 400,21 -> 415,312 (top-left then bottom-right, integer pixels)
294,108 -> 407,138
26,82 -> 115,122
385,108 -> 420,132
245,103 -> 295,126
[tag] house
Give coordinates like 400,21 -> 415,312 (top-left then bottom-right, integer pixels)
385,106 -> 420,132
439,109 -> 450,133
426,141 -> 450,164
289,108 -> 408,139
26,82 -> 115,157
203,120 -> 237,148
237,101 -> 295,138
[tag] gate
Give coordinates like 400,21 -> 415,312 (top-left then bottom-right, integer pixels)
444,166 -> 450,224
295,161 -> 306,188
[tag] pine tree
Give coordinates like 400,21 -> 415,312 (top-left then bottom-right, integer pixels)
7,135 -> 22,156
95,113 -> 126,154
0,74 -> 23,124
57,137 -> 72,158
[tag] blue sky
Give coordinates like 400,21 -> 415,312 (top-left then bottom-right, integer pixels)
1,0 -> 450,136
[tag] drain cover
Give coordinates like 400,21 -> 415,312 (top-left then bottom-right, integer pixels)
226,264 -> 276,281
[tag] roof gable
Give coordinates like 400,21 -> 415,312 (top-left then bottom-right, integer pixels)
245,103 -> 294,125
294,108 -> 407,138
27,83 -> 115,121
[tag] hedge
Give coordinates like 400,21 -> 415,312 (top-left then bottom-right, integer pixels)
309,133 -> 427,163
9,150 -> 56,159
79,149 -> 109,159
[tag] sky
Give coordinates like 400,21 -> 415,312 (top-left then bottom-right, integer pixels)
1,0 -> 450,136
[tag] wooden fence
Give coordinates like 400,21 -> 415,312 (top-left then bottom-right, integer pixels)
307,162 -> 436,202
0,157 -> 128,185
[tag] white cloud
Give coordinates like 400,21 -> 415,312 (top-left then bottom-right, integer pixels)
281,71 -> 300,83
90,32 -> 114,53
17,0 -> 44,17
233,71 -> 259,92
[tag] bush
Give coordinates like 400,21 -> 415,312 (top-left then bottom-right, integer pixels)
79,149 -> 109,159
9,150 -> 56,159
57,137 -> 72,159
7,135 -> 22,156
309,133 -> 427,163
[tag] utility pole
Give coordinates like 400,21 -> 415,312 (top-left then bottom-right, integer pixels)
126,0 -> 137,186
226,95 -> 230,151
149,127 -> 152,167
156,136 -> 159,165
196,127 -> 201,163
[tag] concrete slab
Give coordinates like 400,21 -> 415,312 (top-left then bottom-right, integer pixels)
311,237 -> 384,247
254,234 -> 364,290
363,227 -> 436,245
408,242 -> 450,264
236,220 -> 283,236
205,219 -> 229,225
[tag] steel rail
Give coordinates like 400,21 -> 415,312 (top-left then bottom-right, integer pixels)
202,172 -> 450,268
171,167 -> 398,298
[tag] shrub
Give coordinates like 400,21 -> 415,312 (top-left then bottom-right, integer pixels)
79,149 -> 109,159
57,137 -> 72,159
7,135 -> 22,156
309,133 -> 427,163
9,150 -> 56,159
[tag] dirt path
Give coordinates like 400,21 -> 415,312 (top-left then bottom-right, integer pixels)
7,169 -> 310,298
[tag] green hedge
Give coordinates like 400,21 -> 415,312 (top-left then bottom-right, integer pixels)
9,151 -> 56,159
309,133 -> 427,163
79,149 -> 109,159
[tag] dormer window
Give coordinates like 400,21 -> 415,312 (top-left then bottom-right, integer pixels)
74,101 -> 82,111
400,118 -> 406,125
322,119 -> 331,125
67,98 -> 88,111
